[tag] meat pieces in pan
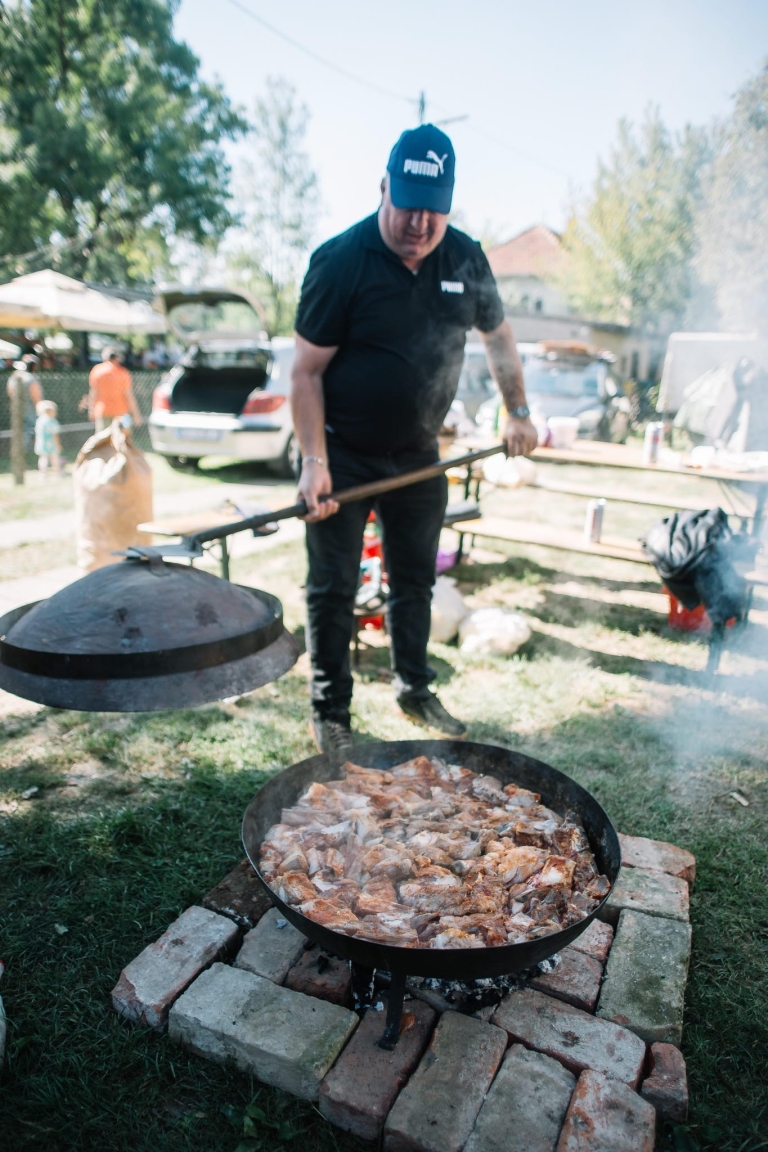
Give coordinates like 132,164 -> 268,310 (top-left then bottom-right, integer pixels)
259,757 -> 611,949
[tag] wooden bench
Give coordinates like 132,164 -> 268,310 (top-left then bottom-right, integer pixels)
450,515 -> 649,566
532,480 -> 756,522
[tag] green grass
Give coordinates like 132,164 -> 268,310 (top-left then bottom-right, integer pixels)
1,469 -> 768,1151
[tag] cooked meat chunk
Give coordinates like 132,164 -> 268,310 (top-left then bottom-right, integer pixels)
356,915 -> 419,945
355,874 -> 409,917
431,928 -> 485,949
399,867 -> 463,913
489,845 -> 548,885
298,898 -> 362,934
528,856 -> 576,890
275,871 -> 317,905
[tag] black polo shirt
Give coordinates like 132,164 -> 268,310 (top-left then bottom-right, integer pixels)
295,213 -> 505,455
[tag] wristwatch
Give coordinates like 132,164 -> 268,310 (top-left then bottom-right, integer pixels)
508,404 -> 531,420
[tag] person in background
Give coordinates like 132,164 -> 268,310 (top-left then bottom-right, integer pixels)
34,400 -> 62,476
88,347 -> 142,432
6,354 -> 43,450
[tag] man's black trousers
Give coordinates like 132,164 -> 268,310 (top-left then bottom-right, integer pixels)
306,436 -> 448,722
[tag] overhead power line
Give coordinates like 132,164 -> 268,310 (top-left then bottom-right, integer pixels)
224,0 -> 574,181
0,230 -> 98,273
224,0 -> 413,107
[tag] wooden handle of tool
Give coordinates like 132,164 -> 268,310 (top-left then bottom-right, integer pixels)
187,443 -> 505,547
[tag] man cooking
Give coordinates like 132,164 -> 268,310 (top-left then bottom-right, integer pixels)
291,124 -> 537,761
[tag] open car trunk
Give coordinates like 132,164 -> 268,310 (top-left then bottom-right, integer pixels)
170,364 -> 269,416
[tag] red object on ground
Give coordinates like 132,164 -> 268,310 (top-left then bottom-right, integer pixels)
664,589 -> 735,634
359,512 -> 386,630
666,592 -> 711,634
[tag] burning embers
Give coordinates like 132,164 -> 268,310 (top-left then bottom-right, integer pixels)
260,756 -> 611,949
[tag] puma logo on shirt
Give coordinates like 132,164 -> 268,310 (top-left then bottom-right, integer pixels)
441,281 -> 465,293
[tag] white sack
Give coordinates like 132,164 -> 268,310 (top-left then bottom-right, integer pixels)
482,454 -> 538,488
74,421 -> 153,571
459,607 -> 531,656
430,575 -> 470,642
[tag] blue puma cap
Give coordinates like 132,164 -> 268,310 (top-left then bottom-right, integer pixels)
386,124 -> 455,214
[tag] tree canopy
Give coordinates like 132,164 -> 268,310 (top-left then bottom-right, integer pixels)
226,78 -> 321,336
0,0 -> 246,285
559,109 -> 709,330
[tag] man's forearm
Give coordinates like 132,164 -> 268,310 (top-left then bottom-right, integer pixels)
482,322 -> 528,411
291,369 -> 328,461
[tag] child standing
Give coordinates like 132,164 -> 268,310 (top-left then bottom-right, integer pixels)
34,400 -> 62,476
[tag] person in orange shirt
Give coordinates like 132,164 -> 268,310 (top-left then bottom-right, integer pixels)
88,348 -> 142,432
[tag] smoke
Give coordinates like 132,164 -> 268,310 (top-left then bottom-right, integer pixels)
693,63 -> 768,339
645,604 -> 768,799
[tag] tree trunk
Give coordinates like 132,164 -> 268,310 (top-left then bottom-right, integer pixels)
10,376 -> 26,486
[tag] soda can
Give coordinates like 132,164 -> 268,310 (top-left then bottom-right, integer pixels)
642,421 -> 664,465
585,498 -> 605,542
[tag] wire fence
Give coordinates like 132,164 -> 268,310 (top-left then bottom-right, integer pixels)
0,370 -> 163,458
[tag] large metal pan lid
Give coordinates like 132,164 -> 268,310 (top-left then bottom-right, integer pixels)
0,560 -> 300,711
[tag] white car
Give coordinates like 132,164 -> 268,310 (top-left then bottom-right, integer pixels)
148,286 -> 298,476
472,341 -> 631,443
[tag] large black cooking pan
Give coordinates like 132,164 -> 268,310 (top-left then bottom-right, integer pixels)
242,740 -> 621,980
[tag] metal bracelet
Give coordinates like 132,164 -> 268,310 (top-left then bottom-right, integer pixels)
302,455 -> 326,467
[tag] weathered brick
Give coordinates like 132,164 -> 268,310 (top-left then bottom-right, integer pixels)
464,1043 -> 575,1152
384,1011 -> 507,1152
319,997 -> 436,1141
598,866 -> 689,925
168,962 -> 358,1101
234,906 -> 307,983
492,988 -> 646,1088
568,919 -> 614,964
597,909 -> 691,1045
284,946 -> 352,1006
202,858 -> 272,929
640,1042 -> 689,1122
111,905 -> 239,1030
619,834 -> 696,885
556,1069 -> 655,1151
528,947 -> 604,1012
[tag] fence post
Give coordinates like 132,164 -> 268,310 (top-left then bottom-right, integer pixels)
9,374 -> 25,486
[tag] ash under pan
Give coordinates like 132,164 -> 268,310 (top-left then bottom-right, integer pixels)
241,739 -> 621,982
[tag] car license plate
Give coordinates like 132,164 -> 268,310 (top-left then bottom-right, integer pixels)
175,427 -> 222,442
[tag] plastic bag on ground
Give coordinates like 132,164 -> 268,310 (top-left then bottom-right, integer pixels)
482,454 -> 538,488
74,421 -> 153,571
430,575 -> 469,642
459,607 -> 531,655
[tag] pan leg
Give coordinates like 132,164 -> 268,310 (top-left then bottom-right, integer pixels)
378,970 -> 406,1051
350,963 -> 375,1014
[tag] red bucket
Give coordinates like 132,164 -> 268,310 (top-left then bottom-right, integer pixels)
664,589 -> 735,634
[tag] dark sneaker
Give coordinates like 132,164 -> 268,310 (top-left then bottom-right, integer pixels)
310,715 -> 355,764
397,691 -> 467,738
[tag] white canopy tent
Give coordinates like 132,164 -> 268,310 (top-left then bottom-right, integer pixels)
0,299 -> 39,328
0,270 -> 166,335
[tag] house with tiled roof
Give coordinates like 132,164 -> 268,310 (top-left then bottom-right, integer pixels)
486,224 -> 570,316
484,225 -> 663,380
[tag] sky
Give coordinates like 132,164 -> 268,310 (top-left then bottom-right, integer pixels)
174,0 -> 768,248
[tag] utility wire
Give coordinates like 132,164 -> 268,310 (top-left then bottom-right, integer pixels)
461,124 -> 572,180
224,0 -> 574,181
224,0 -> 413,107
0,231 -> 97,273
